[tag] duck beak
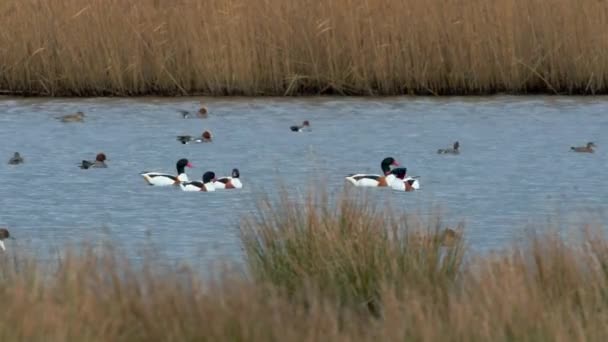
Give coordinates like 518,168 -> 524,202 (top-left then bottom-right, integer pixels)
187,162 -> 193,168
392,161 -> 400,166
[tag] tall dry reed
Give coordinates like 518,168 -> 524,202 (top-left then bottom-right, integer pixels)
0,0 -> 607,96
1,190 -> 608,340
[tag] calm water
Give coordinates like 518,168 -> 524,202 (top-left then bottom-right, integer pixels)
1,96 -> 607,266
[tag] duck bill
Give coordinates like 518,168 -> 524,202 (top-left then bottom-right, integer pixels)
392,161 -> 400,167
186,162 -> 193,168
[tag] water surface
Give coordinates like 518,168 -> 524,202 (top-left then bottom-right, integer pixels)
1,96 -> 606,266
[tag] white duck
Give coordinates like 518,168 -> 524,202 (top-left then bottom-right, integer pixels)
345,157 -> 400,187
390,168 -> 420,191
140,158 -> 193,186
180,171 -> 216,192
213,168 -> 242,189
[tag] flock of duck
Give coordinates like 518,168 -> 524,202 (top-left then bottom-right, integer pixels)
1,103 -> 599,250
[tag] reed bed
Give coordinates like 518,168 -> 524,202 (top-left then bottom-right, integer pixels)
1,0 -> 607,96
1,190 -> 608,340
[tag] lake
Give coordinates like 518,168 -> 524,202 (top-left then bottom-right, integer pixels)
1,96 -> 607,267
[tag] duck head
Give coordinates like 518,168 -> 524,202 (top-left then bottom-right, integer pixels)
13,152 -> 21,158
587,142 -> 597,148
302,120 -> 310,127
95,153 -> 107,162
202,171 -> 216,184
391,167 -> 408,179
231,168 -> 240,178
381,157 -> 399,175
176,158 -> 193,174
453,141 -> 460,150
202,130 -> 213,141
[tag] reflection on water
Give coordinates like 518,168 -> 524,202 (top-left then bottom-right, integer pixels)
0,96 -> 607,265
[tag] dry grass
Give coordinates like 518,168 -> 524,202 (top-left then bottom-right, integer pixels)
1,0 -> 607,96
1,190 -> 608,340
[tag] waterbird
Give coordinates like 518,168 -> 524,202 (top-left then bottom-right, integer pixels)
213,168 -> 242,189
58,111 -> 85,122
290,120 -> 311,132
179,106 -> 208,119
80,153 -> 108,169
345,157 -> 400,187
180,171 -> 216,192
8,152 -> 24,165
570,142 -> 596,153
390,167 -> 420,192
0,228 -> 14,251
177,130 -> 213,144
437,141 -> 460,154
140,158 -> 193,186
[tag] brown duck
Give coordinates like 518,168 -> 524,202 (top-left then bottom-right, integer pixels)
570,142 -> 596,153
438,141 -> 460,154
58,111 -> 85,122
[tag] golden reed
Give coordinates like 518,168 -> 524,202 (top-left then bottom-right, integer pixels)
1,189 -> 608,340
0,0 -> 606,96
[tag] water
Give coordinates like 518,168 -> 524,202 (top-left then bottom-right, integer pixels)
1,96 -> 607,265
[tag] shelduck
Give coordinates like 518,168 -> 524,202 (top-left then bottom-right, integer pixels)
213,168 -> 242,189
180,171 -> 216,192
0,228 -> 12,251
390,168 -> 420,192
140,158 -> 193,186
345,157 -> 400,187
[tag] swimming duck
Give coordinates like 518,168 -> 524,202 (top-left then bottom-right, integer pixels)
213,168 -> 242,189
177,130 -> 213,144
290,120 -> 311,132
180,171 -> 216,192
570,142 -> 596,153
345,157 -> 400,187
437,141 -> 460,154
390,168 -> 420,192
140,158 -> 193,186
58,111 -> 85,122
0,228 -> 13,251
80,153 -> 108,169
8,152 -> 24,165
179,106 -> 208,119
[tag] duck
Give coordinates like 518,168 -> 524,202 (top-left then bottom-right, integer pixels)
179,106 -> 208,119
58,111 -> 85,122
8,152 -> 24,165
345,157 -> 400,187
140,158 -> 193,186
390,168 -> 420,192
180,171 -> 216,192
0,228 -> 13,251
570,142 -> 596,153
290,120 -> 311,132
177,130 -> 213,144
213,168 -> 242,189
80,153 -> 108,169
437,141 -> 460,154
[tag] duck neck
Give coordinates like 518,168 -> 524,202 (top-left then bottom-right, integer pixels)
177,165 -> 185,175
